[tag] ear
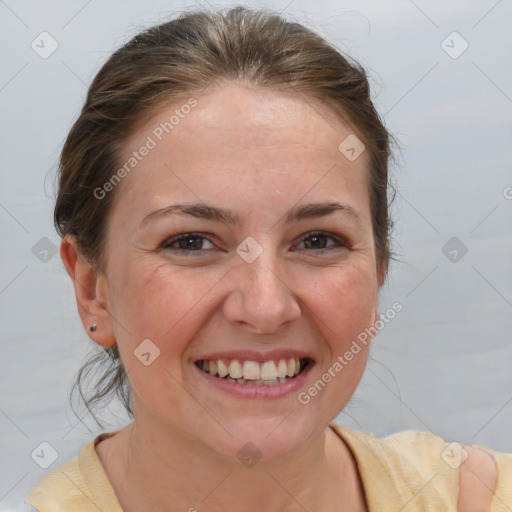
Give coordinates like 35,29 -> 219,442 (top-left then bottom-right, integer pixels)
376,258 -> 388,288
60,235 -> 116,348
373,259 -> 388,331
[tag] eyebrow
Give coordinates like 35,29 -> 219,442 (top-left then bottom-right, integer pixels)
140,201 -> 363,228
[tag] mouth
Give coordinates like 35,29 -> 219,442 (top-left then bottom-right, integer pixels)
194,357 -> 312,386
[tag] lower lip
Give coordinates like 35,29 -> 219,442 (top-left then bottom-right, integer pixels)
194,361 -> 314,400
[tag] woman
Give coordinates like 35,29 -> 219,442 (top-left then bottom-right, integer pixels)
26,6 -> 511,511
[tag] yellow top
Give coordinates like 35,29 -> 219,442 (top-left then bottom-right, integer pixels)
25,424 -> 512,511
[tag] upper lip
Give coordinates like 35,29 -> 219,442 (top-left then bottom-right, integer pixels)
194,349 -> 314,363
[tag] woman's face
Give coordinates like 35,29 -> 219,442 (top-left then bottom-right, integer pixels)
99,82 -> 381,460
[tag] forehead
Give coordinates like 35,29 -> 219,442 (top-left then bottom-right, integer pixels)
112,82 -> 371,222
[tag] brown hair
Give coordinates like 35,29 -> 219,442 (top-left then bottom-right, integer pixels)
56,5 -> 395,427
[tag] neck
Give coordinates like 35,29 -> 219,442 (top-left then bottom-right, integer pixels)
98,419 -> 366,512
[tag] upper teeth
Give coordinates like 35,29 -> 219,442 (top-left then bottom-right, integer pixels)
199,358 -> 303,380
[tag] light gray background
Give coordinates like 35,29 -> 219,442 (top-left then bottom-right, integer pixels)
0,0 -> 511,509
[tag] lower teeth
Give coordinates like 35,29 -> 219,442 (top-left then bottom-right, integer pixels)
224,377 -> 289,386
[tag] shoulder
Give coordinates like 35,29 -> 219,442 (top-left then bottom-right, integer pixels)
457,444 -> 497,512
332,425 -> 461,509
330,424 -> 504,511
336,424 -> 451,467
25,439 -> 102,512
383,433 -> 500,511
25,454 -> 91,511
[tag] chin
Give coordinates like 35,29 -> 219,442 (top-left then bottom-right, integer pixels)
204,413 -> 324,464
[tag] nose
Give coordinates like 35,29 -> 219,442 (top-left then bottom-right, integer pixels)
222,252 -> 302,334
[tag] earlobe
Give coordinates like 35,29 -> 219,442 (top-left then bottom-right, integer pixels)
377,259 -> 388,288
60,236 -> 117,348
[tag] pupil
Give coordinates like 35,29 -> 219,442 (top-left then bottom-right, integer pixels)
180,236 -> 201,250
305,234 -> 326,249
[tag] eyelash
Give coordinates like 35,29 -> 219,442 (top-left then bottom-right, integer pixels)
160,231 -> 348,254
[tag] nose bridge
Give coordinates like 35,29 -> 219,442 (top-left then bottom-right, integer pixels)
237,232 -> 284,289
223,244 -> 301,333
247,251 -> 287,297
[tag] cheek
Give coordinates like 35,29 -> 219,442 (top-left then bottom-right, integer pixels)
107,263 -> 210,405
108,260 -> 227,355
110,255 -> 377,352
302,264 -> 377,352
294,266 -> 376,419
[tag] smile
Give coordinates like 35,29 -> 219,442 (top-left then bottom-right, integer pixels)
195,357 -> 311,386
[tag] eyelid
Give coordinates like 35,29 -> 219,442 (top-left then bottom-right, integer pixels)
293,231 -> 348,251
160,232 -> 218,251
160,230 -> 348,254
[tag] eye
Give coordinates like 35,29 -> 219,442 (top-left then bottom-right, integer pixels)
159,231 -> 347,255
161,233 -> 216,252
293,231 -> 347,252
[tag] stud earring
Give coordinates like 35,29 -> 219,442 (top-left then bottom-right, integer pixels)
89,323 -> 97,332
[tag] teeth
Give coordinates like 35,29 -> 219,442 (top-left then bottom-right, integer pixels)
260,361 -> 277,380
224,376 -> 292,386
234,378 -> 281,386
276,359 -> 287,378
286,358 -> 296,377
199,357 -> 306,382
243,361 -> 260,380
217,359 -> 229,378
229,360 -> 243,379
